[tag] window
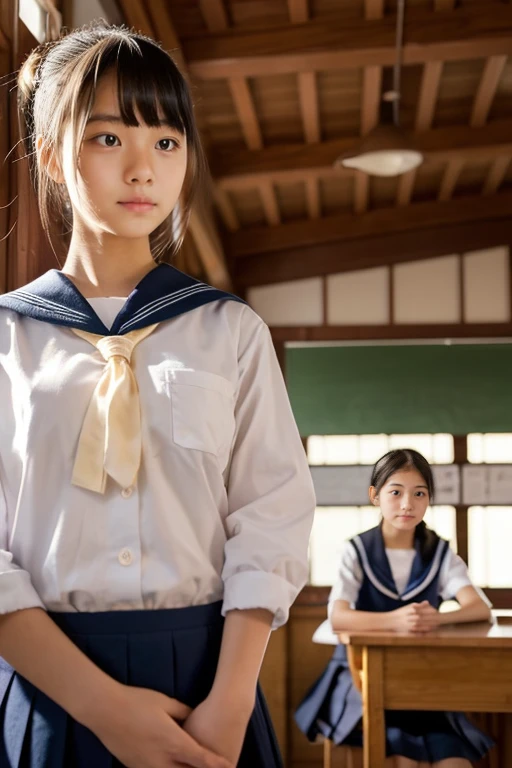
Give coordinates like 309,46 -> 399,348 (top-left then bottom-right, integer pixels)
468,507 -> 512,587
468,433 -> 512,463
308,433 -> 454,465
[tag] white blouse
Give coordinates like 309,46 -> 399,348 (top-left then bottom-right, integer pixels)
327,539 -> 490,620
0,297 -> 316,628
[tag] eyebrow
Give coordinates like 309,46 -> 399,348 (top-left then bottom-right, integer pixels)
388,483 -> 428,489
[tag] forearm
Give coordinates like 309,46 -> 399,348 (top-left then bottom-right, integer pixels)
210,608 -> 273,710
0,608 -> 120,728
439,600 -> 492,625
331,604 -> 396,632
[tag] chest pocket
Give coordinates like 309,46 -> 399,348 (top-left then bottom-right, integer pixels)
165,368 -> 236,459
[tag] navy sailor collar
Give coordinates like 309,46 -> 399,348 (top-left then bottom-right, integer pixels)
0,264 -> 245,335
351,524 -> 448,602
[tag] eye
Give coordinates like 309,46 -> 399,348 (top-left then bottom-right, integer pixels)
390,490 -> 400,496
415,491 -> 426,497
95,134 -> 120,147
156,138 -> 178,152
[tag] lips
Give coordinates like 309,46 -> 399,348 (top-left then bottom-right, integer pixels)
118,199 -> 156,212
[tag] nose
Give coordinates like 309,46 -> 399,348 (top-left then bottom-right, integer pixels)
401,495 -> 413,511
124,150 -> 154,185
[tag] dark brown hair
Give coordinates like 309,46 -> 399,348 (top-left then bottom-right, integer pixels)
17,21 -> 207,259
371,448 -> 439,562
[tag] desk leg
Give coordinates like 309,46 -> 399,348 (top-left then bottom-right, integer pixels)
362,647 -> 386,768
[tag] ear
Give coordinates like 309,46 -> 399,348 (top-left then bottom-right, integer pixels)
36,135 -> 65,184
369,486 -> 379,505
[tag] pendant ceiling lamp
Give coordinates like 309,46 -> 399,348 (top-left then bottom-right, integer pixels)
336,0 -> 423,178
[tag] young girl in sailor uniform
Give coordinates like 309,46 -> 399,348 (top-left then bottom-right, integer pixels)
295,449 -> 493,768
0,22 -> 315,768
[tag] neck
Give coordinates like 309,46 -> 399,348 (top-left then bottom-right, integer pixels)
381,520 -> 415,549
62,223 -> 157,298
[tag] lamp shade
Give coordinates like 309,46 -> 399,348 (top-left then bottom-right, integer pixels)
336,123 -> 424,177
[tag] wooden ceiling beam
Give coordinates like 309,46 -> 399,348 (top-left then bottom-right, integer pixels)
288,0 -> 308,24
415,60 -> 443,132
184,5 -> 512,79
434,0 -> 456,10
228,77 -> 263,150
396,169 -> 417,207
233,214 -> 512,287
305,177 -> 321,218
482,157 -> 510,196
230,192 -> 512,257
199,0 -> 229,32
258,181 -> 281,225
470,55 -> 507,127
365,0 -> 385,22
298,72 -> 320,143
438,157 -> 465,201
211,120 -> 512,185
212,187 -> 240,231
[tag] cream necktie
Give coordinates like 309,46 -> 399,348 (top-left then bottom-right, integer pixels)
71,324 -> 158,494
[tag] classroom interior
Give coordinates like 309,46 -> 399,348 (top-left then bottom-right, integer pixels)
1,0 -> 512,766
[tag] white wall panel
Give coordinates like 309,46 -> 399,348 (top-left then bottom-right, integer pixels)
394,255 -> 460,324
327,267 -> 389,325
247,278 -> 323,326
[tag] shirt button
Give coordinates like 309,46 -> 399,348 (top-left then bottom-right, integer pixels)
121,486 -> 134,498
118,548 -> 133,566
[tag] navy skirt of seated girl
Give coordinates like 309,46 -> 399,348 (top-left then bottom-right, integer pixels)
0,602 -> 282,768
295,642 -> 494,763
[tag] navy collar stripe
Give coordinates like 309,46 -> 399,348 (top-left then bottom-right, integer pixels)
352,532 -> 449,602
0,264 -> 245,335
13,291 -> 89,322
351,537 -> 400,600
120,284 -> 212,332
128,281 -> 208,317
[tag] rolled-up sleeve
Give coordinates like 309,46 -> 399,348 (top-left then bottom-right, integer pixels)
0,478 -> 45,615
221,310 -> 316,628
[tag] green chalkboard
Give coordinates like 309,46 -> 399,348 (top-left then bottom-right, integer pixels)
286,344 -> 512,436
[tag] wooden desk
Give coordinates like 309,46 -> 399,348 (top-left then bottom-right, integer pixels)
340,618 -> 512,768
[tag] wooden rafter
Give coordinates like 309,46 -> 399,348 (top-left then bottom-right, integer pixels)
228,78 -> 263,150
396,60 -> 443,206
184,5 -> 512,79
198,3 -> 263,156
438,157 -> 465,201
482,157 -> 510,197
358,62 -> 382,213
396,169 -> 417,208
199,0 -> 228,32
298,72 -> 320,143
365,0 -> 385,22
234,213 -> 512,287
354,172 -> 370,215
470,55 -> 507,128
434,0 -> 456,10
230,192 -> 512,257
288,0 -> 308,24
258,181 -> 281,225
211,120 -> 512,186
212,187 -> 240,232
116,0 -> 232,290
305,177 -> 321,219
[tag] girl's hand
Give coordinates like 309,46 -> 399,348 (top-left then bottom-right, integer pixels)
89,684 -> 234,768
390,601 -> 440,633
184,691 -> 254,764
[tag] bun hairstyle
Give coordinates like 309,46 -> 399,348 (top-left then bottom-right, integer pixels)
16,21 -> 207,258
371,448 -> 440,562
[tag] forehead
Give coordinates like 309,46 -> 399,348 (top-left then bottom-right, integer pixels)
385,468 -> 427,486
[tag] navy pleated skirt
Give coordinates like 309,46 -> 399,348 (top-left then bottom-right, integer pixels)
0,602 -> 283,768
294,643 -> 494,763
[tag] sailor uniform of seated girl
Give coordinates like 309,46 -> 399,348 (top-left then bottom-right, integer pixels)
295,449 -> 494,768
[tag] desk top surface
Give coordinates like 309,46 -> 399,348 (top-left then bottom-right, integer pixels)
340,615 -> 512,648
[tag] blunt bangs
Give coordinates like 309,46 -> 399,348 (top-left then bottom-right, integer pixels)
93,37 -> 191,136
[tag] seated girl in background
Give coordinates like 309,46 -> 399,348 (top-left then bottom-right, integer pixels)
295,448 -> 494,768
